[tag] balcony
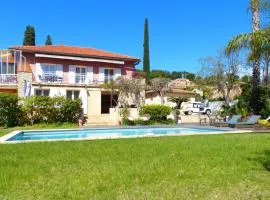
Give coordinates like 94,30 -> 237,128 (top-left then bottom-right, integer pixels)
39,73 -> 63,83
0,74 -> 17,85
36,73 -> 118,86
75,74 -> 86,84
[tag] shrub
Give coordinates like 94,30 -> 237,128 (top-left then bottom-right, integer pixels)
140,104 -> 172,122
133,119 -> 154,126
260,99 -> 270,119
258,85 -> 270,115
0,93 -> 22,127
160,118 -> 175,125
22,96 -> 82,124
22,96 -> 56,124
60,98 -> 82,123
221,97 -> 248,118
258,119 -> 270,127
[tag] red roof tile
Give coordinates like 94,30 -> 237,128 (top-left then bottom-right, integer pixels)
10,45 -> 140,62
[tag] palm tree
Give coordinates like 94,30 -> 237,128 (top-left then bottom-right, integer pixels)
226,0 -> 270,113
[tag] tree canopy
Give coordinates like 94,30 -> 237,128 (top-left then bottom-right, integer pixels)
23,25 -> 36,46
45,35 -> 53,45
143,18 -> 150,80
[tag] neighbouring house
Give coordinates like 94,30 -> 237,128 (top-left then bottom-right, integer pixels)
0,45 -> 140,125
145,78 -> 197,107
145,89 -> 197,107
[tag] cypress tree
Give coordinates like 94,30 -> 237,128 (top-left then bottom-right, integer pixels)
143,18 -> 150,80
45,35 -> 52,45
23,25 -> 36,46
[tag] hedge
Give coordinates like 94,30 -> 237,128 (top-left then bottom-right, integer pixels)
0,93 -> 22,127
140,104 -> 172,122
0,93 -> 83,127
22,96 -> 82,124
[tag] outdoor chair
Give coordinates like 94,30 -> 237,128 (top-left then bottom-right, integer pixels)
214,115 -> 242,127
228,115 -> 261,128
208,114 -> 224,126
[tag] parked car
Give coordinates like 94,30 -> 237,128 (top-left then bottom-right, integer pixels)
181,102 -> 211,115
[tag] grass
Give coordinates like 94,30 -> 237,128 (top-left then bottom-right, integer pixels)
0,131 -> 270,199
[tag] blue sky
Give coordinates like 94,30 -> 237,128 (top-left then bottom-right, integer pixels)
0,0 -> 252,73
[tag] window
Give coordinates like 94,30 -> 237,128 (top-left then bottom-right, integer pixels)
42,64 -> 57,75
75,67 -> 86,84
35,89 -> 50,96
40,64 -> 63,83
104,69 -> 114,83
193,103 -> 198,108
0,62 -> 16,74
66,90 -> 80,100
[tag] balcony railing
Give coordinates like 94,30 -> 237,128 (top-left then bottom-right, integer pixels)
75,74 -> 86,84
37,73 -> 118,85
39,73 -> 63,83
0,74 -> 17,85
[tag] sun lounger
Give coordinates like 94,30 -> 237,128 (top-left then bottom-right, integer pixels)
228,115 -> 261,128
214,115 -> 241,127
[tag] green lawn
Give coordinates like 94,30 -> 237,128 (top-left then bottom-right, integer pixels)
0,132 -> 270,199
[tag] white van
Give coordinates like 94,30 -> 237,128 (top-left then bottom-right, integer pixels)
181,102 -> 211,115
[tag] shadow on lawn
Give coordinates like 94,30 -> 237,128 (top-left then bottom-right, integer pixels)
254,150 -> 270,172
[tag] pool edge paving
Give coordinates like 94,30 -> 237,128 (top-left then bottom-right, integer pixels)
0,126 -> 252,144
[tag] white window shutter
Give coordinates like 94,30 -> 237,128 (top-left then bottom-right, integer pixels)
35,63 -> 43,82
99,67 -> 104,83
86,67 -> 93,84
114,68 -> 121,80
69,65 -> 76,84
56,65 -> 63,77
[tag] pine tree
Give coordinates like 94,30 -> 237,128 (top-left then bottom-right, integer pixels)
45,35 -> 52,45
23,25 -> 36,46
143,18 -> 150,80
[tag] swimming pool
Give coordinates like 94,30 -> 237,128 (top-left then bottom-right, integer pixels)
0,126 -> 246,143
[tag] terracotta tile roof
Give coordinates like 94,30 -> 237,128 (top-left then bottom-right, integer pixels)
10,45 -> 140,62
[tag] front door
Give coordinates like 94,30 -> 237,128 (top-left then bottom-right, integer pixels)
101,94 -> 111,114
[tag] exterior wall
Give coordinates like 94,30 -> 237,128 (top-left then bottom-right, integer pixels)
145,93 -> 176,108
21,52 -> 136,84
87,89 -> 101,115
110,108 -> 139,121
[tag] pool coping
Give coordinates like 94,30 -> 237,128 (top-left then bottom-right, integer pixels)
0,125 -> 252,144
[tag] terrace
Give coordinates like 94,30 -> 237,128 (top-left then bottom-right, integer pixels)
35,65 -> 120,85
0,50 -> 25,85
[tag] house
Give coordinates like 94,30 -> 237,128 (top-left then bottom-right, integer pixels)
0,45 -> 140,124
145,89 -> 197,107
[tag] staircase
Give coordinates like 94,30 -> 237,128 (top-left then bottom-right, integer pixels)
85,114 -> 119,126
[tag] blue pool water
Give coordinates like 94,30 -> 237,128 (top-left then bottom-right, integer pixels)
5,127 -> 232,142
